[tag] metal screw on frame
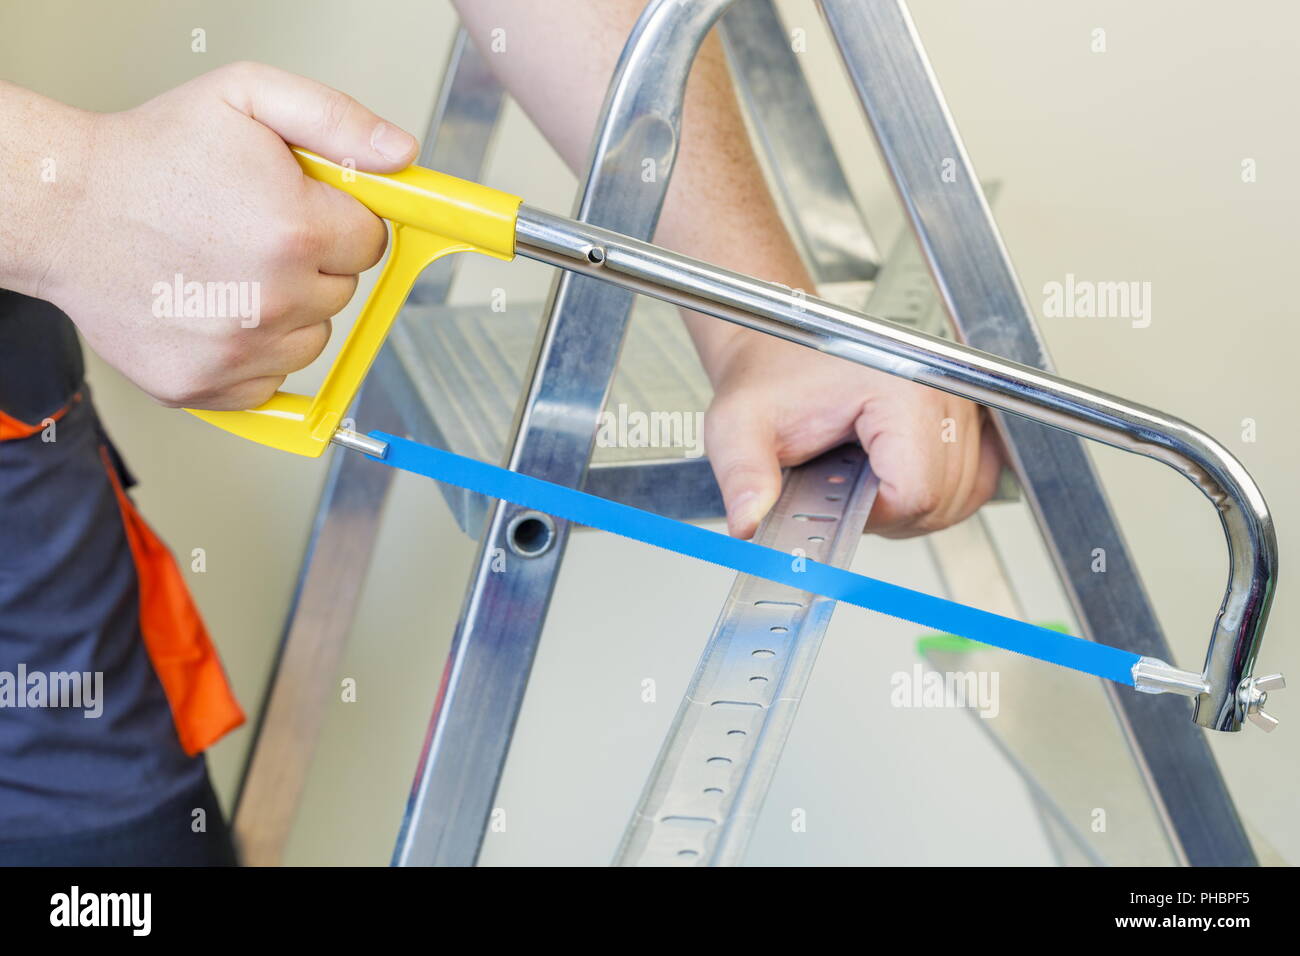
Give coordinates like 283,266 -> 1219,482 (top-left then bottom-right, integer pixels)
1238,674 -> 1285,732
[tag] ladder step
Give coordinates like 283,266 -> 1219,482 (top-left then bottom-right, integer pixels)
383,297 -> 724,533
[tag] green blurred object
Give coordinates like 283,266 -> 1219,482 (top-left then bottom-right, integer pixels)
917,622 -> 1070,657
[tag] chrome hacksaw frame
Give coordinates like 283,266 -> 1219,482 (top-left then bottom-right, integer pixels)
234,0 -> 1272,867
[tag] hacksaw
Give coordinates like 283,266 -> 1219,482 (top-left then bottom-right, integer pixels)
186,149 -> 1284,733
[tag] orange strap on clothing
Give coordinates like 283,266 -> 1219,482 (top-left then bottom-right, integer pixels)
0,394 -> 77,442
99,447 -> 244,755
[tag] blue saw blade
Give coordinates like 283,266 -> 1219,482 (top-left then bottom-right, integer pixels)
367,431 -> 1139,687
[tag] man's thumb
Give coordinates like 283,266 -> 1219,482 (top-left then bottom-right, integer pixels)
221,61 -> 417,171
705,410 -> 782,540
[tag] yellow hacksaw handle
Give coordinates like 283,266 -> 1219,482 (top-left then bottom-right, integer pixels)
186,148 -> 521,457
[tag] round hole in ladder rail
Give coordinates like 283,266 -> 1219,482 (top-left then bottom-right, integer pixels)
752,649 -> 776,658
827,474 -> 847,484
507,511 -> 556,558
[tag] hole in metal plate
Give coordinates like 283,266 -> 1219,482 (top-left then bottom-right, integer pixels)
661,816 -> 717,829
506,511 -> 556,557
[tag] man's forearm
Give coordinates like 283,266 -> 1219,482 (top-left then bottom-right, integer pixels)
451,0 -> 815,380
0,82 -> 93,302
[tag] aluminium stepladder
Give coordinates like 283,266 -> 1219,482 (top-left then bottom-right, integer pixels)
233,0 -> 1260,866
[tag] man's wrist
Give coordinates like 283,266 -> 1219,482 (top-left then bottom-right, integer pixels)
0,83 -> 96,304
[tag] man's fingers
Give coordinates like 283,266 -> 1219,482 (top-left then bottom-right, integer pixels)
705,402 -> 782,539
859,405 -> 947,536
860,396 -> 1004,538
265,319 -> 333,377
178,375 -> 287,412
220,61 -> 417,172
306,178 -> 390,276
949,421 -> 1005,525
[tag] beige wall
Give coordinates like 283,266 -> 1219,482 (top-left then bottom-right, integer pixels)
2,0 -> 1295,864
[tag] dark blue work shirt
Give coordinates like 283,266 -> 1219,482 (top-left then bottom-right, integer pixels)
0,289 -> 204,840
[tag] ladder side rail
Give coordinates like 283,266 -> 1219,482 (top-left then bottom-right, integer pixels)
718,0 -> 880,282
230,30 -> 507,866
817,0 -> 1254,865
392,0 -> 736,867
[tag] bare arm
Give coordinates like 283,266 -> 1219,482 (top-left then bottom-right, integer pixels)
453,0 -> 1002,538
451,0 -> 805,374
0,82 -> 95,301
0,67 -> 416,410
